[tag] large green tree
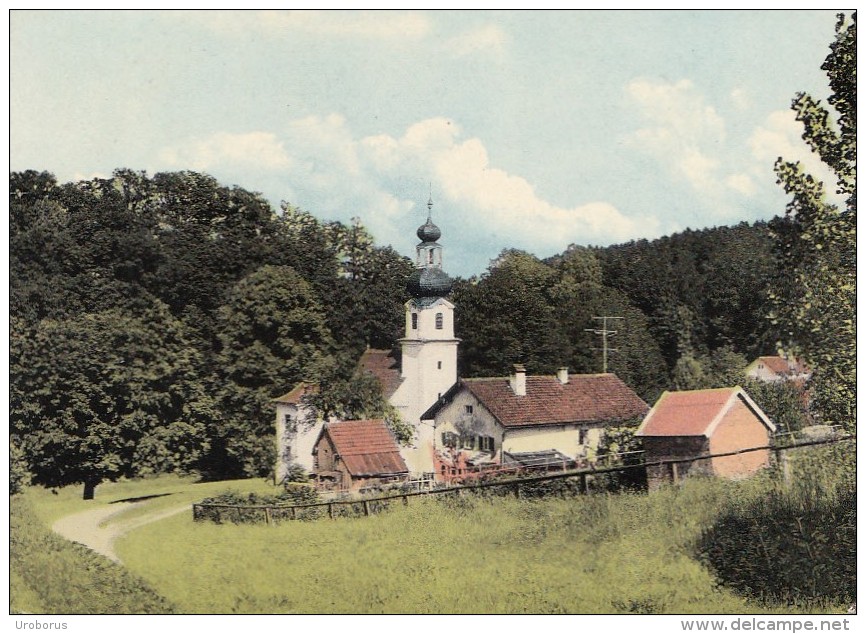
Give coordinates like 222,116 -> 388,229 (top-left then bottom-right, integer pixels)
10,301 -> 212,499
770,13 -> 856,430
209,265 -> 336,477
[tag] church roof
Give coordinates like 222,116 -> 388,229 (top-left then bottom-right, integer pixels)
359,348 -> 403,400
317,419 -> 408,477
423,373 -> 648,427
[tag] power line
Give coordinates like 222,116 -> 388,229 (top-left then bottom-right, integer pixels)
585,316 -> 623,373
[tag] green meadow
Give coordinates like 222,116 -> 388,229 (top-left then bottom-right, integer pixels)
12,451 -> 853,615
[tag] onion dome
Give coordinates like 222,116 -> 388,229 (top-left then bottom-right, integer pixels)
407,267 -> 453,299
416,217 -> 442,243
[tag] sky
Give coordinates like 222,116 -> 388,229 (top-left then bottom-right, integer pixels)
9,9 -> 845,277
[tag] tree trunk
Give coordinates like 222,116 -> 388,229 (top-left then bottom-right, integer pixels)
83,479 -> 98,500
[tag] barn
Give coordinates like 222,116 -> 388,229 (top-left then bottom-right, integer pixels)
312,419 -> 409,492
636,386 -> 777,490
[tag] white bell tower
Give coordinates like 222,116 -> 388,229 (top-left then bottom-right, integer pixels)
391,196 -> 459,475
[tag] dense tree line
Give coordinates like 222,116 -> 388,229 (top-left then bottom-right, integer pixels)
10,169 -> 413,495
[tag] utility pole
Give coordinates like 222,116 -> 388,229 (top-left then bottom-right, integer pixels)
585,316 -> 623,373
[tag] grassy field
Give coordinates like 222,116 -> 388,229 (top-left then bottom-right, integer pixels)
15,457 -> 852,615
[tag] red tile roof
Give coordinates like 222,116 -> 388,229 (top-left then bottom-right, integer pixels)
321,419 -> 408,477
749,356 -> 810,377
457,374 -> 648,428
273,382 -> 318,404
359,348 -> 403,399
636,387 -> 775,437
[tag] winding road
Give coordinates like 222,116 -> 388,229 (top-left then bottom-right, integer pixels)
52,502 -> 190,564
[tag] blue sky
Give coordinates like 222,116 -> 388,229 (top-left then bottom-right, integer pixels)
10,9 -> 844,277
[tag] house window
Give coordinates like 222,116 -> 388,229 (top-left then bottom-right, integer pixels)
579,428 -> 588,445
284,414 -> 298,434
461,434 -> 476,450
435,312 -> 443,329
465,405 -> 474,415
412,313 -> 418,330
479,435 -> 494,452
442,432 -> 458,448
438,361 -> 442,369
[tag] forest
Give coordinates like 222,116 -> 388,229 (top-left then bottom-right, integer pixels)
9,14 -> 854,497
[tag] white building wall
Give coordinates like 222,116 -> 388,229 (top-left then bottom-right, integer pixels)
392,297 -> 459,475
274,402 -> 326,479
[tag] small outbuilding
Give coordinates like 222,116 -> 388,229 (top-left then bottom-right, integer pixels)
635,386 -> 776,490
312,419 -> 409,492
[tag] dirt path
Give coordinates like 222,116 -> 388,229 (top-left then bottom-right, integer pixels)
52,502 -> 190,564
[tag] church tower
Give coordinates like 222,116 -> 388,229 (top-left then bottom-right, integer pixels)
391,196 -> 459,475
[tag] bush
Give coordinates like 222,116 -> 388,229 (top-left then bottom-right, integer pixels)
698,443 -> 855,605
197,486 -> 322,524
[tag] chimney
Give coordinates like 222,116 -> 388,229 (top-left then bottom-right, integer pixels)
510,364 -> 526,396
557,367 -> 569,385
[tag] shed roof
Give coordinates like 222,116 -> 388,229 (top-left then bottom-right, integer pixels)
317,419 -> 408,477
636,386 -> 776,438
503,450 -> 577,469
424,373 -> 648,427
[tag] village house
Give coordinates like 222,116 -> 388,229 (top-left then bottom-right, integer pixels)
635,386 -> 777,491
422,365 -> 649,481
745,355 -> 810,383
273,382 -> 322,480
312,419 -> 409,492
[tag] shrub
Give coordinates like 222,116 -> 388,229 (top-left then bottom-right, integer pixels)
698,443 -> 855,605
197,486 -> 322,524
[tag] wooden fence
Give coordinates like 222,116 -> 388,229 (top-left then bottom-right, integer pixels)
191,434 -> 853,525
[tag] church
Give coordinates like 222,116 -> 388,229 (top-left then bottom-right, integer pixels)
274,199 -> 648,487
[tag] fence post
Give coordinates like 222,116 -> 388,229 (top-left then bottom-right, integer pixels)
291,506 -> 297,520
264,507 -> 272,525
515,483 -> 522,499
363,500 -> 370,517
580,473 -> 587,494
328,502 -> 334,520
671,462 -> 679,484
402,495 -> 408,506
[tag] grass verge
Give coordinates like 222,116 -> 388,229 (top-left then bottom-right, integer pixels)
10,494 -> 175,614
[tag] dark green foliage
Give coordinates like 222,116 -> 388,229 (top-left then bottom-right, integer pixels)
698,444 -> 855,606
210,264 -> 336,478
742,379 -> 810,434
198,486 -> 322,523
10,439 -> 31,495
596,222 -> 777,373
306,366 -> 414,445
454,248 -> 667,400
594,426 -> 647,491
10,300 -> 211,498
10,495 -> 175,613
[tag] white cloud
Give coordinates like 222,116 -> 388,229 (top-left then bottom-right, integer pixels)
626,78 -> 726,197
156,116 -> 658,273
730,87 -> 750,111
159,131 -> 292,171
444,24 -> 507,57
726,173 -> 757,196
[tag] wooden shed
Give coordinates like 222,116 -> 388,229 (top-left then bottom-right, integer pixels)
635,386 -> 776,490
312,419 -> 409,492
